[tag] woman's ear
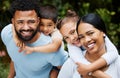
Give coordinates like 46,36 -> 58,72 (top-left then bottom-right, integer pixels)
103,33 -> 106,38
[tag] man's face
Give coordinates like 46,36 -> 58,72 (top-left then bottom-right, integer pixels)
12,10 -> 40,41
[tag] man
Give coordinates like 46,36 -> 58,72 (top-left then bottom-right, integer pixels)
1,0 -> 68,78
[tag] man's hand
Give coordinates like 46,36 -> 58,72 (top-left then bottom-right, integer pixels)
0,50 -> 6,57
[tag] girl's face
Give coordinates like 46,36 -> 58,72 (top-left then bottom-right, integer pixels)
77,22 -> 105,54
40,18 -> 55,36
60,21 -> 81,46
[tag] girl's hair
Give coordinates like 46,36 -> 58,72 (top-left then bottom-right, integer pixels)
57,10 -> 79,30
40,4 -> 58,23
76,13 -> 107,34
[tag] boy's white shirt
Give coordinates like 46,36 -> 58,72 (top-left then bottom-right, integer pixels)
51,28 -> 64,48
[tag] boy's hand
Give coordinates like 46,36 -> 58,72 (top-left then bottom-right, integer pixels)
16,41 -> 25,48
19,46 -> 34,54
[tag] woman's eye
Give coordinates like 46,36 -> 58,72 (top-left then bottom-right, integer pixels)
88,32 -> 94,35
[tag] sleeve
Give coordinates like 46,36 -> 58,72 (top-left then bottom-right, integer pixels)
68,44 -> 89,64
58,58 -> 76,78
101,35 -> 119,65
1,24 -> 12,45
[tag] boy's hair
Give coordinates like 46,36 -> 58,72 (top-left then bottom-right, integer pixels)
40,4 -> 58,23
9,0 -> 40,18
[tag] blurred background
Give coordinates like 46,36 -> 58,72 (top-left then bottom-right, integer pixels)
0,0 -> 120,77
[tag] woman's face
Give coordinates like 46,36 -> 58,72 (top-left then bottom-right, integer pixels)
59,21 -> 81,46
77,22 -> 105,54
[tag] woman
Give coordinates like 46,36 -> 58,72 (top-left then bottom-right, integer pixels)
58,13 -> 120,78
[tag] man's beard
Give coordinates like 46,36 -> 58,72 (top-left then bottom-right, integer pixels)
15,28 -> 38,42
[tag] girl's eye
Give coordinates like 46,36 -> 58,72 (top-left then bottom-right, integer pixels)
64,37 -> 69,40
78,35 -> 84,40
70,30 -> 75,35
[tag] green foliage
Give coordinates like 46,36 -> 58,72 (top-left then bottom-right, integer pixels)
95,8 -> 120,52
0,62 -> 9,78
0,0 -> 120,77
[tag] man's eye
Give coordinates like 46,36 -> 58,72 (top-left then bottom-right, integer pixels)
28,20 -> 35,24
17,21 -> 23,24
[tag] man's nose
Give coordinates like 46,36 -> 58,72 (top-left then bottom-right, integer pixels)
23,23 -> 30,30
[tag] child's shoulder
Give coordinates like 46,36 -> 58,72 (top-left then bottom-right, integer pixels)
51,28 -> 62,39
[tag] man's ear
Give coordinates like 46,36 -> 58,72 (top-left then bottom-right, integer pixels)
11,18 -> 14,24
37,17 -> 40,23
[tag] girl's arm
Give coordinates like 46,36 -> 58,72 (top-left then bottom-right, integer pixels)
92,70 -> 111,78
67,44 -> 89,64
76,35 -> 119,75
101,35 -> 119,64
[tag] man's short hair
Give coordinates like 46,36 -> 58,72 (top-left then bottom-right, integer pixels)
9,0 -> 40,18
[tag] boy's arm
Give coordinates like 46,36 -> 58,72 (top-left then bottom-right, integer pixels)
34,37 -> 62,52
8,61 -> 15,78
20,29 -> 63,54
22,36 -> 62,54
12,25 -> 25,48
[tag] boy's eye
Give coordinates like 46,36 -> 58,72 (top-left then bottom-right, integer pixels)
48,24 -> 52,27
40,23 -> 44,26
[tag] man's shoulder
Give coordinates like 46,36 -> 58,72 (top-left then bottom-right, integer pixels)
37,33 -> 52,44
1,24 -> 12,33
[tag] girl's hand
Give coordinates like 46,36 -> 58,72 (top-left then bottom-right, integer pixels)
76,62 -> 90,76
92,70 -> 111,78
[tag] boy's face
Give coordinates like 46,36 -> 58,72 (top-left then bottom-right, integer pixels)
40,18 -> 55,36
